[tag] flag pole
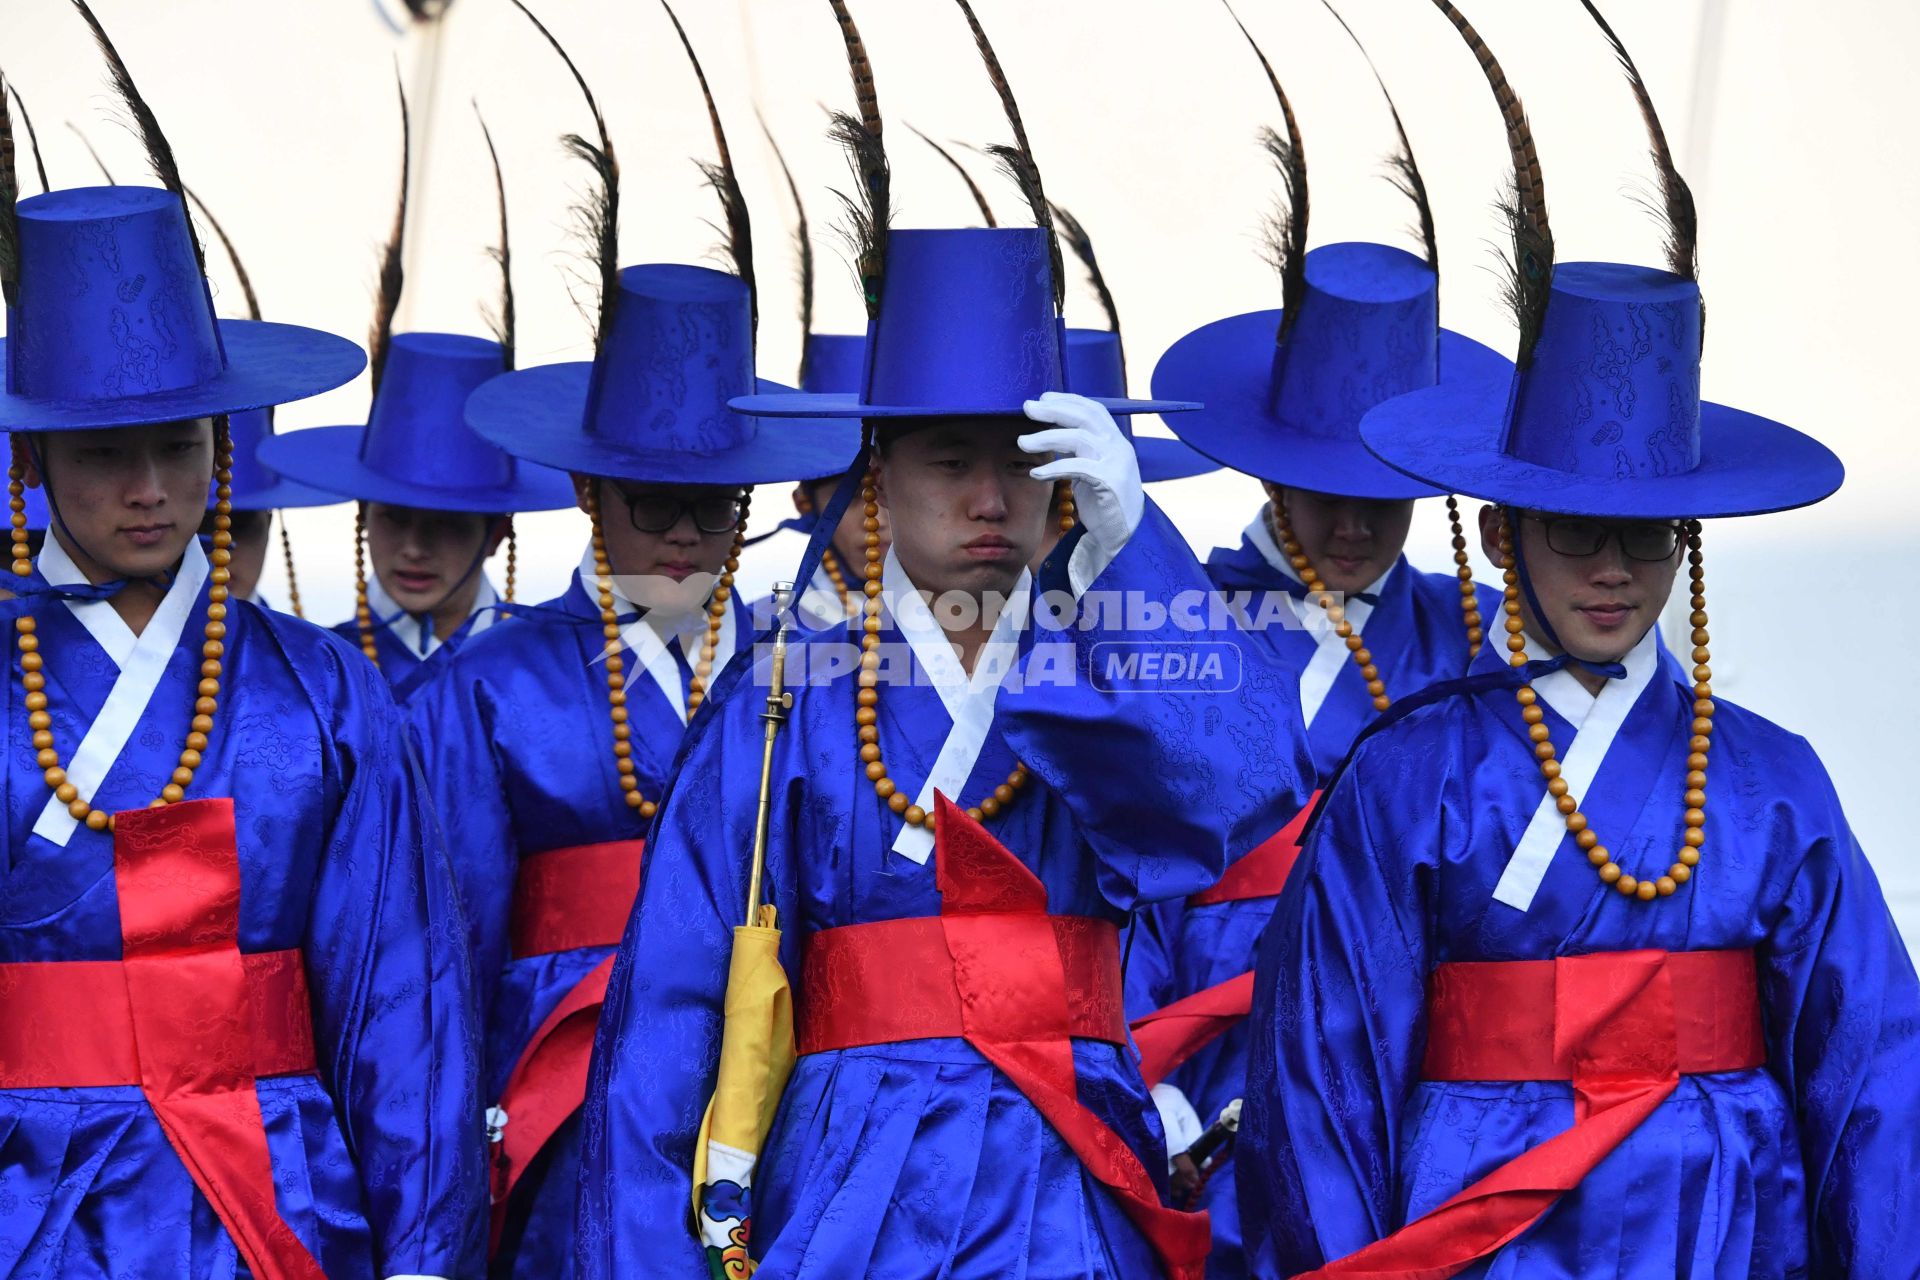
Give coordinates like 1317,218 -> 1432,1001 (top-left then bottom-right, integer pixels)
745,581 -> 795,922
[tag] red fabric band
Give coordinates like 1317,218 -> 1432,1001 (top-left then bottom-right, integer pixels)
1303,948 -> 1766,1280
1130,971 -> 1255,1090
510,838 -> 645,958
1187,791 -> 1319,906
796,794 -> 1211,1280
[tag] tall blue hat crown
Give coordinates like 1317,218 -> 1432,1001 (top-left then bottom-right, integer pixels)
261,331 -> 577,513
465,264 -> 860,486
0,188 -> 364,432
734,228 -> 1194,420
1065,328 -> 1217,484
801,332 -> 866,394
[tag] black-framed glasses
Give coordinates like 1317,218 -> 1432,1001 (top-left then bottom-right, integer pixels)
1524,514 -> 1683,563
609,484 -> 745,535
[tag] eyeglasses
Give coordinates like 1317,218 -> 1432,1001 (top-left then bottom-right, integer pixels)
1524,514 -> 1683,563
610,485 -> 744,535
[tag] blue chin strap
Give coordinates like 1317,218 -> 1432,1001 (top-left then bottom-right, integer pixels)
1505,505 -> 1627,682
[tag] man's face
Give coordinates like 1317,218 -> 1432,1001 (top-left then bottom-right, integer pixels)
1267,483 -> 1415,597
365,502 -> 503,615
1479,505 -> 1683,665
23,419 -> 212,580
576,476 -> 743,612
799,474 -> 890,567
873,419 -> 1049,602
202,507 -> 272,601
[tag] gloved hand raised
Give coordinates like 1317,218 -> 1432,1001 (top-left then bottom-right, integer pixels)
1017,391 -> 1144,561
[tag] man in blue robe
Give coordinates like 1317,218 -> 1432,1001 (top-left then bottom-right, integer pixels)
573,195 -> 1314,1277
0,53 -> 484,1280
1133,13 -> 1507,1270
1241,7 -> 1920,1275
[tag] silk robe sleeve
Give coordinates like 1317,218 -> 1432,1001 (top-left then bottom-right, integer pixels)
572,652 -> 801,1278
1240,730 -> 1435,1278
299,634 -> 488,1276
999,502 -> 1311,911
406,658 -> 515,1026
1757,738 -> 1920,1275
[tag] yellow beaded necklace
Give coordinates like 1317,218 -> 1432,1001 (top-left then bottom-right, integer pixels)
8,419 -> 238,834
1264,493 -> 1485,712
855,466 -> 1047,833
1495,511 -> 1711,902
352,510 -> 519,667
581,481 -> 750,815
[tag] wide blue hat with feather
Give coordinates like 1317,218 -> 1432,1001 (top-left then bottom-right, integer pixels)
463,3 -> 860,488
1151,2 -> 1510,501
263,80 -> 576,514
1360,1 -> 1842,518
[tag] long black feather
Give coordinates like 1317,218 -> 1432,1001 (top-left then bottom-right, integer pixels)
368,70 -> 410,394
68,123 -> 115,183
67,0 -> 205,271
1048,200 -> 1122,352
906,123 -> 996,227
1319,0 -> 1436,273
825,0 -> 888,319
1222,0 -> 1309,343
4,82 -> 47,194
182,187 -> 262,321
474,104 -> 515,370
0,74 -> 18,308
757,110 -> 815,385
1577,0 -> 1696,283
510,0 -> 620,351
660,0 -> 756,339
950,0 -> 1062,311
402,0 -> 454,20
1429,0 -> 1553,365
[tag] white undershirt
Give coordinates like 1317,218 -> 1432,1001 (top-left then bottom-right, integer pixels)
365,571 -> 498,659
1245,515 -> 1393,730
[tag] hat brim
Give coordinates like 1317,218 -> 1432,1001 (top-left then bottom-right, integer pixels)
0,319 -> 366,433
1360,379 -> 1845,518
1135,436 -> 1221,484
259,424 -> 580,513
1152,309 -> 1513,499
226,476 -> 343,511
466,363 -> 865,487
728,390 -> 1200,419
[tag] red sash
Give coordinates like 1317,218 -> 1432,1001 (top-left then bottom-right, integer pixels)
1186,790 -> 1318,907
796,793 -> 1211,1280
1126,795 -> 1320,1088
1303,948 -> 1767,1279
0,799 -> 326,1279
489,838 -> 643,1249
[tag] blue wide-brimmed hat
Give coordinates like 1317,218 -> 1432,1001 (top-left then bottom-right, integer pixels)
465,263 -> 862,487
1153,241 -> 1511,499
1064,328 -> 1217,484
733,228 -> 1199,421
222,408 -> 336,511
1360,262 -> 1842,518
0,188 -> 365,433
262,331 -> 578,513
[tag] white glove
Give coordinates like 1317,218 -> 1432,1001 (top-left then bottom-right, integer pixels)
1151,1082 -> 1206,1161
1019,391 -> 1144,560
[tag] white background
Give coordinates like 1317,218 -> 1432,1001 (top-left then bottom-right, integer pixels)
7,0 -> 1916,946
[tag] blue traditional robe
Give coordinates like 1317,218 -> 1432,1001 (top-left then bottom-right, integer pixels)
408,550 -> 750,1280
574,506 -> 1313,1278
1,534 -> 485,1278
333,571 -> 502,693
1128,515 -> 1493,1279
1241,626 -> 1920,1278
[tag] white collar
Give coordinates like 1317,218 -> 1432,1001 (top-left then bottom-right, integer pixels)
40,528 -> 138,667
1242,513 -> 1394,728
1491,624 -> 1664,911
367,569 -> 498,659
883,548 -> 1031,863
577,543 -> 741,726
31,536 -> 211,848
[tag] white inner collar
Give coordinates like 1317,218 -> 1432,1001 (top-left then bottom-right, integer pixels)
577,543 -> 741,726
1243,513 -> 1394,728
367,568 -> 498,658
1491,624 -> 1664,911
883,546 -> 1032,863
31,535 -> 211,848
